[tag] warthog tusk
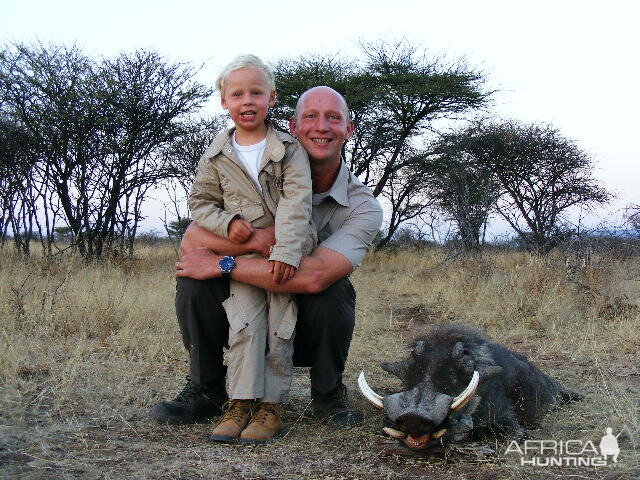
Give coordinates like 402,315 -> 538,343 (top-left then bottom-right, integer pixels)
383,427 -> 407,439
450,371 -> 480,411
433,428 -> 447,439
358,371 -> 384,409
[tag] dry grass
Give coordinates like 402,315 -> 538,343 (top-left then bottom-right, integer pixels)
1,245 -> 638,479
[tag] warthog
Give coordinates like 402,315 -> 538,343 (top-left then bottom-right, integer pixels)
359,324 -> 582,451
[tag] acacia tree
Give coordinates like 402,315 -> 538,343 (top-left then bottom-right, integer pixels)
420,138 -> 500,250
625,205 -> 640,237
0,116 -> 40,252
454,121 -> 610,254
96,50 -> 212,256
159,115 -> 226,235
163,116 -> 227,196
1,43 -> 211,258
271,40 -> 492,247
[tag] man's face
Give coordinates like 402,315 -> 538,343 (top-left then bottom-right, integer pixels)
221,68 -> 275,138
289,88 -> 354,165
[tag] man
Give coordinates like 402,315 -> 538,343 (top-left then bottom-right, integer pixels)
151,86 -> 383,429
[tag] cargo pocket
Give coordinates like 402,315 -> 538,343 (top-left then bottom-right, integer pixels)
224,282 -> 268,333
269,294 -> 297,340
222,292 -> 250,333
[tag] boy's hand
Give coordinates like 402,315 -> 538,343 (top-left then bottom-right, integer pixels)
269,261 -> 297,284
247,226 -> 276,258
228,218 -> 254,243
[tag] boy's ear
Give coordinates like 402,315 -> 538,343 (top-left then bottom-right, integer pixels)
269,90 -> 276,107
220,95 -> 228,110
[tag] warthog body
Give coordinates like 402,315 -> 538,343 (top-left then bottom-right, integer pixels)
360,324 -> 581,450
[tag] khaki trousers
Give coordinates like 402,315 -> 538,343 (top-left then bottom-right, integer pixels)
175,276 -> 356,396
222,281 -> 297,403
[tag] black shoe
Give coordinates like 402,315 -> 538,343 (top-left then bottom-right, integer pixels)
151,377 -> 228,424
312,382 -> 364,428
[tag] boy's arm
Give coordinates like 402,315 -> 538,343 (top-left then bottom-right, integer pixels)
267,141 -> 314,269
177,246 -> 353,294
181,221 -> 274,258
188,155 -> 238,238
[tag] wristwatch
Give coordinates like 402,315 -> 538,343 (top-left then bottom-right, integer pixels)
219,255 -> 236,277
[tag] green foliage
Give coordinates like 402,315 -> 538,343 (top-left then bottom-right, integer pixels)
0,42 -> 212,258
421,147 -> 500,250
271,40 -> 492,248
441,121 -> 611,254
166,218 -> 190,239
53,226 -> 73,239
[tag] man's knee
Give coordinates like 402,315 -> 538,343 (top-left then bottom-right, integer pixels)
298,278 -> 355,332
176,277 -> 229,300
176,277 -> 229,307
175,277 -> 230,348
294,278 -> 355,367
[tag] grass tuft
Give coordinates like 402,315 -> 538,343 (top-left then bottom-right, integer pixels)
1,246 -> 638,479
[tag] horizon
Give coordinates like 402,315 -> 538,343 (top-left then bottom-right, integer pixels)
3,0 -> 639,239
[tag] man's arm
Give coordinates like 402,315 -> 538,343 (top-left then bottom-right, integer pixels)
176,246 -> 353,294
181,221 -> 274,258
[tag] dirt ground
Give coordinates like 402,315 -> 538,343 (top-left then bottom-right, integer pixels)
2,341 -> 637,479
1,248 -> 638,479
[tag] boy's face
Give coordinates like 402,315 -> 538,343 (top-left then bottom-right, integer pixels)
221,68 -> 275,138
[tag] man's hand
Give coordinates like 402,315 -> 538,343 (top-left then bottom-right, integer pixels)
228,219 -> 254,243
269,260 -> 297,284
176,248 -> 222,280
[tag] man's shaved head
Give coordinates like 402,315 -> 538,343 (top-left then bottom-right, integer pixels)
289,85 -> 354,167
294,86 -> 350,122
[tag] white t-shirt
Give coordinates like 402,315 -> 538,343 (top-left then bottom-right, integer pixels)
231,134 -> 266,193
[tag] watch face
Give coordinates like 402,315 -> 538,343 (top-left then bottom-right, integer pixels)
219,256 -> 235,273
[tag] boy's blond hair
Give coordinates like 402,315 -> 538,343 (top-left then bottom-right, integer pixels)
215,54 -> 276,95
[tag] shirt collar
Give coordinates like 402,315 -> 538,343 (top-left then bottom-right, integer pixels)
206,123 -> 288,162
320,161 -> 350,207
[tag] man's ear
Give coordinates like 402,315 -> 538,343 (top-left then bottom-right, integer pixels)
345,119 -> 354,140
288,117 -> 297,137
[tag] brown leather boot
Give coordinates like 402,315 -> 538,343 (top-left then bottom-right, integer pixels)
209,399 -> 255,443
239,402 -> 284,445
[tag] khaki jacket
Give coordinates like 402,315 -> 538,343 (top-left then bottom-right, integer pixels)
189,123 -> 315,268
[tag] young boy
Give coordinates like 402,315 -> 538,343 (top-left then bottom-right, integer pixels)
188,54 -> 315,444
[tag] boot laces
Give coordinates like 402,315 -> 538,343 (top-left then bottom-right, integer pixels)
252,402 -> 283,425
175,377 -> 208,403
220,399 -> 254,424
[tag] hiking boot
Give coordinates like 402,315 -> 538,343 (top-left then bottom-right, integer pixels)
151,377 -> 228,424
209,399 -> 255,443
312,382 -> 364,428
239,402 -> 284,445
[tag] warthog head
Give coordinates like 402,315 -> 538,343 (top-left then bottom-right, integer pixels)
358,325 -> 507,450
359,324 -> 582,451
359,369 -> 479,450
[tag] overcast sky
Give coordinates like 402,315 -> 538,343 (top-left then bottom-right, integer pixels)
3,0 -> 638,235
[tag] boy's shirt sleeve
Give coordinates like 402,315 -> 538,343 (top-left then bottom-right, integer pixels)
188,155 -> 238,238
268,140 -> 314,269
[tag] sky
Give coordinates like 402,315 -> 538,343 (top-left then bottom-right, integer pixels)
3,0 -> 639,236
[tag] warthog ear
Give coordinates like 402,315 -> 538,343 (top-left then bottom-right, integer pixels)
412,340 -> 427,357
452,342 -> 503,380
380,358 -> 413,381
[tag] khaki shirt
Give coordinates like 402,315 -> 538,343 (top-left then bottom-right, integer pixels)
189,124 -> 314,268
312,162 -> 384,269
